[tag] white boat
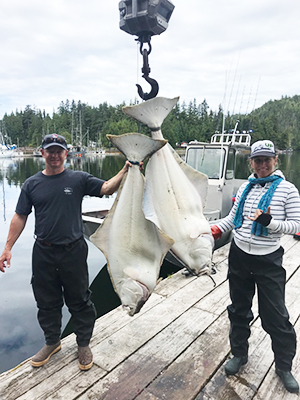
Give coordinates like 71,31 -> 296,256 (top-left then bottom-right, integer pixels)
0,147 -> 13,158
33,147 -> 42,157
10,147 -> 24,157
82,129 -> 251,261
67,144 -> 86,158
0,131 -> 24,158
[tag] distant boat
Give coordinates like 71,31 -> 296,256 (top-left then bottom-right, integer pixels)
0,146 -> 13,158
32,147 -> 42,157
0,130 -> 24,158
67,144 -> 86,158
68,109 -> 86,158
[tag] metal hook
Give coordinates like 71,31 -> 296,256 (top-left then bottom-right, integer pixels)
136,48 -> 159,101
136,76 -> 159,101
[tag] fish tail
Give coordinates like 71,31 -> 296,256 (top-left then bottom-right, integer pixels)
107,133 -> 167,163
122,97 -> 179,130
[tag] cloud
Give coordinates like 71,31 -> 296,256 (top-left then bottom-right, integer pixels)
0,0 -> 299,118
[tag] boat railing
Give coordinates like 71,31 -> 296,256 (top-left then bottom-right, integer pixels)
211,133 -> 251,146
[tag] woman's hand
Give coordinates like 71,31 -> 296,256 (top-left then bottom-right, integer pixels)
247,206 -> 271,221
247,206 -> 272,227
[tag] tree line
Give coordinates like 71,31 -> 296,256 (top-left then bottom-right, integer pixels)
1,95 -> 300,150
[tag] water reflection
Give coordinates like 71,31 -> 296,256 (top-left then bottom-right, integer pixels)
1,152 -> 300,374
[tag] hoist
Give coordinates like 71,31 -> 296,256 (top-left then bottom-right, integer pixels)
119,0 -> 175,100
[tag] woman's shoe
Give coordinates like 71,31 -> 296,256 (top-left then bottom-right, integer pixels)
225,356 -> 248,375
276,369 -> 299,393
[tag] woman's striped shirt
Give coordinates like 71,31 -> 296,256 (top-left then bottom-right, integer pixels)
216,170 -> 300,255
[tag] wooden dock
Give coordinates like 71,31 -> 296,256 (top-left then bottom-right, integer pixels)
1,234 -> 300,400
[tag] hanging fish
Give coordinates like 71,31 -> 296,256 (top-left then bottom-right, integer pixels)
90,133 -> 174,316
123,97 -> 214,276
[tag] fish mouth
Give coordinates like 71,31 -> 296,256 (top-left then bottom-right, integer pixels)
185,262 -> 211,277
122,281 -> 150,316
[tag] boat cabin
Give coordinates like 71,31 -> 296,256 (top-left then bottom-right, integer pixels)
185,131 -> 251,221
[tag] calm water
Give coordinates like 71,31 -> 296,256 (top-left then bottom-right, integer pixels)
0,152 -> 300,373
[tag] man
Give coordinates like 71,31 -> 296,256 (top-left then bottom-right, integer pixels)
0,133 -> 132,371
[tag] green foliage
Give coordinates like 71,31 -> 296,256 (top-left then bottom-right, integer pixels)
1,95 -> 300,150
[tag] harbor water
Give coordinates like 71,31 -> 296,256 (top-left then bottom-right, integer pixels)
0,152 -> 300,374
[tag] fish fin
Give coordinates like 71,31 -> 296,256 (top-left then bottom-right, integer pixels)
168,144 -> 209,208
156,228 -> 175,266
90,173 -> 127,257
142,166 -> 161,229
107,133 -> 167,163
122,97 -> 179,130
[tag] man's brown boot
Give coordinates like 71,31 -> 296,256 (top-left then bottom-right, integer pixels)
78,345 -> 93,371
31,342 -> 61,367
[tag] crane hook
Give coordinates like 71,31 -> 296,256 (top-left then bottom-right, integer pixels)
136,47 -> 159,101
136,75 -> 159,101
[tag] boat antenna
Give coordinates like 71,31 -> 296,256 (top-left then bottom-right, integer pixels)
245,84 -> 253,115
248,76 -> 261,130
238,85 -> 246,115
231,74 -> 242,117
118,0 -> 175,100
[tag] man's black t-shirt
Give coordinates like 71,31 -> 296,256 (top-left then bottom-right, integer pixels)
16,169 -> 104,244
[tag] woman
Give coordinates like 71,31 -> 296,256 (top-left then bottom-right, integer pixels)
211,139 -> 300,393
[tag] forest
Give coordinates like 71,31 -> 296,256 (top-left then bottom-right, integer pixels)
1,94 -> 300,151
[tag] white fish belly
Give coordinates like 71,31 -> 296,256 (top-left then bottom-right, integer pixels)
144,145 -> 212,271
107,168 -> 169,294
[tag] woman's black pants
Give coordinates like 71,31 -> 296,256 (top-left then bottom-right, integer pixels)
31,237 -> 96,347
227,239 -> 296,371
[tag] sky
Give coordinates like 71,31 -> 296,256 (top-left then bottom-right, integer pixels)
0,0 -> 300,119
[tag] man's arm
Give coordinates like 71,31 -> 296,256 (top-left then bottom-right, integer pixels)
100,161 -> 132,196
0,213 -> 28,272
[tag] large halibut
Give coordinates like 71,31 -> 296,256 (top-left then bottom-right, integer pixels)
123,97 -> 214,276
90,133 -> 174,316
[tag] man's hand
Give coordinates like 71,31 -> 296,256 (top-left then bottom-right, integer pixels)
0,249 -> 11,273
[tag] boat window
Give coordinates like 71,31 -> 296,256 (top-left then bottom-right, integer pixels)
235,150 -> 251,179
226,149 -> 235,180
186,147 -> 225,179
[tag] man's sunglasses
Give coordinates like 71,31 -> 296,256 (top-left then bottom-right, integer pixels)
43,136 -> 66,145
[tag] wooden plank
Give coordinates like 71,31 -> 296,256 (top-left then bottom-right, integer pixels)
1,235 -> 298,400
194,281 -> 230,315
195,325 -> 273,400
91,291 -> 165,340
91,272 -> 227,372
153,242 -> 230,298
195,263 -> 300,399
0,343 -> 81,400
153,270 -> 198,297
16,364 -> 105,400
283,242 -> 300,279
253,317 -> 300,400
136,312 -> 231,400
78,307 -> 217,400
281,234 -> 296,249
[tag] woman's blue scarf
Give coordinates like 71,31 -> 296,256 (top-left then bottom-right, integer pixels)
232,174 -> 283,236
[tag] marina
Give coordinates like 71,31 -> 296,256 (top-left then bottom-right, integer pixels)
1,1 -> 300,397
1,151 -> 300,399
0,233 -> 299,399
